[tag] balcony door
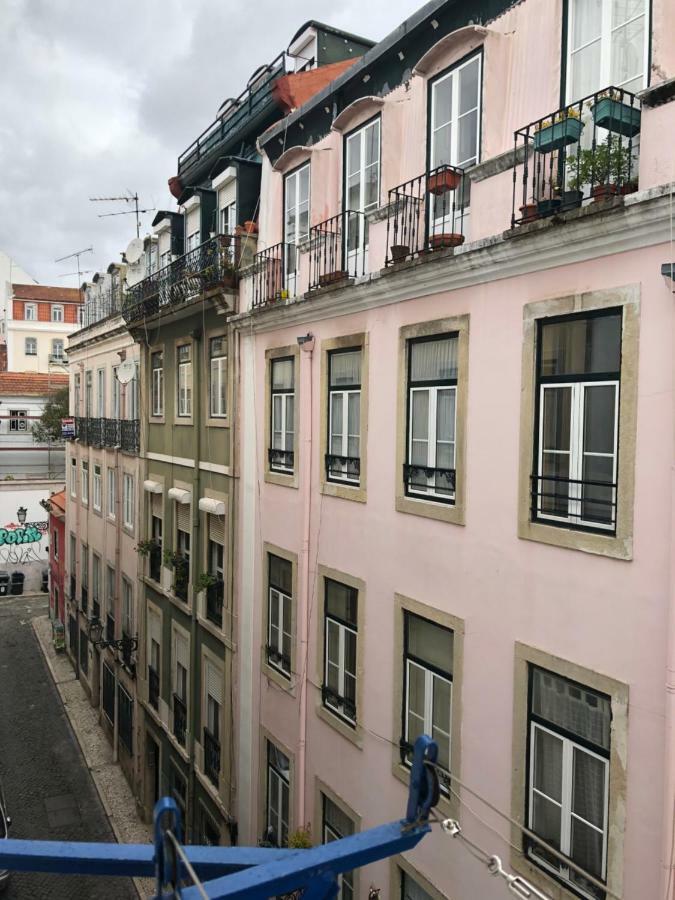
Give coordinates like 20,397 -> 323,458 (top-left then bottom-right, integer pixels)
566,0 -> 648,102
344,118 -> 380,277
283,164 -> 309,297
429,53 -> 481,239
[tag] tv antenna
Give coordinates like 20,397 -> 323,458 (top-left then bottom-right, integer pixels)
89,192 -> 155,237
58,270 -> 93,279
54,247 -> 94,293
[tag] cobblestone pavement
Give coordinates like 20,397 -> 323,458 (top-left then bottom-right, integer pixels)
0,594 -> 137,899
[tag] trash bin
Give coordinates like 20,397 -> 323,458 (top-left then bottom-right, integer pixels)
0,572 -> 10,596
10,572 -> 25,596
41,569 -> 49,593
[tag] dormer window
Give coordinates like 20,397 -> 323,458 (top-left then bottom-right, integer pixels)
25,303 -> 37,321
52,305 -> 64,323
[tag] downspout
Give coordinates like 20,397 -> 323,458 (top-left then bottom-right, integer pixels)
297,334 -> 315,828
187,327 -> 203,844
112,375 -> 125,765
228,321 -> 239,831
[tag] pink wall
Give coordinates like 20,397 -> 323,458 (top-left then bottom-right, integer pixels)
242,240 -> 673,898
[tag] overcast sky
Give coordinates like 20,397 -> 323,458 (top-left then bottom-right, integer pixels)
0,0 -> 421,286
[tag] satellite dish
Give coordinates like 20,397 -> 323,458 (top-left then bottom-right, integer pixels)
116,360 -> 136,384
125,238 -> 143,264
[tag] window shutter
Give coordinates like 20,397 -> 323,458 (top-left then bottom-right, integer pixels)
208,513 -> 225,546
151,493 -> 162,518
149,611 -> 161,646
176,502 -> 191,532
205,659 -> 222,706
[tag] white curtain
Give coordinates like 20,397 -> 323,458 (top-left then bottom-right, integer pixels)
410,337 -> 457,382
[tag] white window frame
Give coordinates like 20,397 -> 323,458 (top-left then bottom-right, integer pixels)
404,659 -> 452,774
327,349 -> 361,486
324,584 -> 357,726
177,345 -> 192,417
96,369 -> 105,417
186,230 -> 200,252
268,586 -> 292,678
123,473 -> 134,530
81,461 -> 89,504
219,201 -> 236,237
25,337 -> 37,356
267,743 -> 290,848
93,464 -> 102,512
283,164 -> 310,297
151,351 -> 164,417
112,367 -> 121,419
528,721 -> 610,897
122,577 -> 133,636
344,118 -> 380,274
270,358 -> 294,473
537,381 -> 619,531
209,338 -> 227,418
322,797 -> 355,900
566,0 -> 649,102
9,410 -> 27,432
24,303 -> 37,321
70,457 -> 77,498
51,305 -> 64,323
107,467 -> 116,518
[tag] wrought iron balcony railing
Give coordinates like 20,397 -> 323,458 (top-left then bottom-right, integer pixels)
325,454 -> 360,483
103,418 -> 120,448
81,585 -> 88,613
148,665 -> 160,711
403,464 -> 456,500
308,211 -> 367,291
530,474 -> 617,532
321,684 -> 356,724
177,52 -> 286,178
203,727 -> 221,787
82,286 -> 124,328
106,612 -> 115,643
48,353 -> 68,366
120,419 -> 140,454
205,579 -> 224,627
511,86 -> 641,227
268,448 -> 294,472
87,417 -> 103,447
252,242 -> 299,308
92,598 -> 101,621
385,164 -> 466,265
173,693 -> 187,746
122,235 -> 238,325
266,644 -> 291,676
74,417 -> 88,443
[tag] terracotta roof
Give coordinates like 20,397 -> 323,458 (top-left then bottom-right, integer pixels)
272,59 -> 358,115
49,490 -> 66,516
12,284 -> 82,303
0,372 -> 69,396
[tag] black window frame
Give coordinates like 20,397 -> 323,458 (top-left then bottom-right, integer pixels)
322,577 -> 358,726
266,553 -> 292,678
269,356 -> 295,474
326,347 -> 362,485
532,307 -> 622,536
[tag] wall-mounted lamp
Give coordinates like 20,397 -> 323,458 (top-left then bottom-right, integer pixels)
431,18 -> 439,28
362,73 -> 371,83
398,50 -> 405,60
16,506 -> 27,524
297,333 -> 314,353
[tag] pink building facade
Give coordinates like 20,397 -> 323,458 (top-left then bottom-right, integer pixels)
232,1 -> 675,899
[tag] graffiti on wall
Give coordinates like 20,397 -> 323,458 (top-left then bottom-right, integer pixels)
0,520 -> 47,564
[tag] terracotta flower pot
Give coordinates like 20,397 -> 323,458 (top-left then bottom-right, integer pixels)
318,270 -> 348,287
591,183 -> 619,202
519,203 -> 538,223
427,169 -> 461,195
390,244 -> 410,263
428,233 -> 464,250
243,220 -> 258,234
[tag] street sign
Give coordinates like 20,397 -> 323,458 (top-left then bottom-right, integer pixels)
61,417 -> 75,439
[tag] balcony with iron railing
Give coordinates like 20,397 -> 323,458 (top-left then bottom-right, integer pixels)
69,574 -> 76,601
120,419 -> 140,454
205,579 -> 224,627
92,597 -> 101,622
530,474 -> 617,534
122,235 -> 238,325
72,417 -> 139,454
81,585 -> 88,613
308,211 -> 368,291
203,727 -> 221,787
82,286 -> 124,329
106,612 -> 115,643
385,164 -> 467,265
87,417 -> 103,447
511,86 -> 641,227
252,243 -> 299,308
173,693 -> 187,746
103,418 -> 120,448
148,665 -> 160,711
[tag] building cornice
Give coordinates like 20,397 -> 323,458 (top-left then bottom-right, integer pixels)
233,184 -> 675,334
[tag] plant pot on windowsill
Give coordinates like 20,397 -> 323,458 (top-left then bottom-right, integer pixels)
560,189 -> 583,210
519,203 -> 539,224
536,197 -> 562,217
591,97 -> 641,138
243,220 -> 258,234
428,233 -> 464,250
390,244 -> 410,263
427,169 -> 461,195
318,270 -> 348,287
620,181 -> 638,196
591,183 -> 619,202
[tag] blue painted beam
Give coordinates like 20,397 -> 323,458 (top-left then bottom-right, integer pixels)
0,839 -> 291,878
182,821 -> 430,900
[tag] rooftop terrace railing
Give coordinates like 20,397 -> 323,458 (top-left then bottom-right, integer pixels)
82,286 -> 124,329
511,86 -> 641,227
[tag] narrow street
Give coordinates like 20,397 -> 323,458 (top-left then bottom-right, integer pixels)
0,594 -> 136,899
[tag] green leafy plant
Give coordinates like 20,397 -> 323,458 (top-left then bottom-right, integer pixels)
287,825 -> 312,849
196,572 -> 217,592
135,539 -> 159,557
32,387 -> 69,444
566,140 -> 632,191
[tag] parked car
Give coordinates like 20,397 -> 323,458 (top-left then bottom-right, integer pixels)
0,779 -> 10,890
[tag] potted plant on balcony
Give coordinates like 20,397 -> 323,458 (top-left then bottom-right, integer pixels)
518,199 -> 539,223
566,139 -> 632,202
196,573 -> 217,593
135,539 -> 159,557
428,232 -> 465,250
389,244 -> 410,263
591,88 -> 641,138
427,167 -> 462,195
318,269 -> 349,287
533,107 -> 583,153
